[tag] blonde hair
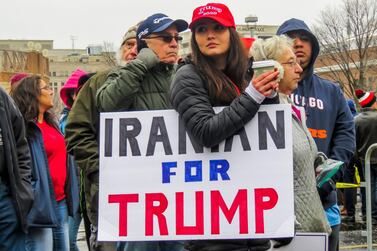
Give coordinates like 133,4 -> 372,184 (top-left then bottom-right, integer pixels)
250,35 -> 293,61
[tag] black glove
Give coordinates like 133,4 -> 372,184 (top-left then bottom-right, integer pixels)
317,179 -> 336,198
273,237 -> 294,248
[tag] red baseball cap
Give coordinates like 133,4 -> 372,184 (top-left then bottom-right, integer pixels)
189,3 -> 236,30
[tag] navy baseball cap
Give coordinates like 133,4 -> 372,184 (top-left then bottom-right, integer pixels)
137,13 -> 188,40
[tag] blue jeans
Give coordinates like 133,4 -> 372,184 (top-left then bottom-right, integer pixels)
68,213 -> 82,251
53,199 -> 69,251
120,241 -> 184,251
26,228 -> 53,251
0,183 -> 28,251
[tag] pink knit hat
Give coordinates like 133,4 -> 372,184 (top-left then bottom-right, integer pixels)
10,73 -> 29,86
60,68 -> 87,108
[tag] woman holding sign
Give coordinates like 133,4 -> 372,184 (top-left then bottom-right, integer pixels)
170,3 -> 279,251
250,36 -> 332,234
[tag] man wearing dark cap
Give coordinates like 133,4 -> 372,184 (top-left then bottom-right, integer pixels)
96,13 -> 188,112
277,19 -> 355,251
65,23 -> 141,251
354,89 -> 377,223
95,13 -> 188,251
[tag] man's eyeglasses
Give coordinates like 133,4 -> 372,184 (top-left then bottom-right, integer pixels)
146,34 -> 183,43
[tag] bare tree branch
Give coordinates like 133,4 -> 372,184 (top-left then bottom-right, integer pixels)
313,0 -> 377,104
102,41 -> 117,67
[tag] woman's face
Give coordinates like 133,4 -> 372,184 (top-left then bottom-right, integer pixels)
194,19 -> 230,60
277,47 -> 303,95
38,79 -> 54,111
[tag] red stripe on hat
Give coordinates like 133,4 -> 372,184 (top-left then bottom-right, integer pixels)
359,91 -> 375,107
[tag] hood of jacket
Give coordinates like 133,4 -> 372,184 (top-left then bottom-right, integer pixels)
60,68 -> 87,108
276,18 -> 320,78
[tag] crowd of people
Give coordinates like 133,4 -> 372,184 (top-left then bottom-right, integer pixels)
0,2 -> 376,251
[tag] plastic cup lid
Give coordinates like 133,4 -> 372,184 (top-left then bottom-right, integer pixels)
252,60 -> 276,69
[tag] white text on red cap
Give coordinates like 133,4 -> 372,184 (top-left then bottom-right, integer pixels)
198,6 -> 223,15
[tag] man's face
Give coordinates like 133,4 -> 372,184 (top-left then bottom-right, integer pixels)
144,25 -> 180,64
121,38 -> 137,63
288,31 -> 312,70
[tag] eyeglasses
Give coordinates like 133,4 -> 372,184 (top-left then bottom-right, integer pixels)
40,84 -> 52,91
281,58 -> 301,68
146,34 -> 183,43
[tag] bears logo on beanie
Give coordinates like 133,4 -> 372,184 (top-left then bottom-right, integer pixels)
355,89 -> 376,108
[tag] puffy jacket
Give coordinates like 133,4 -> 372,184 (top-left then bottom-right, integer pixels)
170,62 -> 277,251
277,18 -> 355,209
0,87 -> 33,233
96,57 -> 174,112
170,63 -> 278,148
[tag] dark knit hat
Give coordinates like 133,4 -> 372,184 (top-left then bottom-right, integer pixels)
355,89 -> 376,108
121,24 -> 138,46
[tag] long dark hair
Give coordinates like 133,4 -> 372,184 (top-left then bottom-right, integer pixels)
11,75 -> 57,135
191,27 -> 247,104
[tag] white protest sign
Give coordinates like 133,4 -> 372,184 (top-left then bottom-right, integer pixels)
269,233 -> 328,251
98,105 -> 293,241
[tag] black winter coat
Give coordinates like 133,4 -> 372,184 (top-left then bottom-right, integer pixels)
170,63 -> 278,148
0,87 -> 33,233
170,63 -> 278,251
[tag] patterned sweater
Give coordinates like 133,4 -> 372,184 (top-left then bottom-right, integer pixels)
280,94 -> 331,234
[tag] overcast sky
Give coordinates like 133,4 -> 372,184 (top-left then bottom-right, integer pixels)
1,0 -> 343,49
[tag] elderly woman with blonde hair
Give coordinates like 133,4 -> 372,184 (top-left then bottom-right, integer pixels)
250,35 -> 331,234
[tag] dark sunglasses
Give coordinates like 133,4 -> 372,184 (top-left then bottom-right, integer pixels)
146,34 -> 183,43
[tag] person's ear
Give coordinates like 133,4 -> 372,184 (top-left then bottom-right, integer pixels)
274,62 -> 285,82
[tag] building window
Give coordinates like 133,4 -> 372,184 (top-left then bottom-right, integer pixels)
52,72 -> 56,77
96,59 -> 100,62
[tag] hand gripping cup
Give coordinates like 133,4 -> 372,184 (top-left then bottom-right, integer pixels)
252,60 -> 284,82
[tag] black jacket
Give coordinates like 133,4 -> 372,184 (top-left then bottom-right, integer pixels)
170,63 -> 277,251
0,87 -> 33,233
355,108 -> 377,164
170,63 -> 278,148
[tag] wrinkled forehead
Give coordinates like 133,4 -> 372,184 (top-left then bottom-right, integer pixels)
279,46 -> 296,60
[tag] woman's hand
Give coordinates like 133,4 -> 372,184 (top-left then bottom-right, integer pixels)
251,70 -> 279,97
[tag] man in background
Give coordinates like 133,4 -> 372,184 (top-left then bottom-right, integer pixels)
277,18 -> 355,251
